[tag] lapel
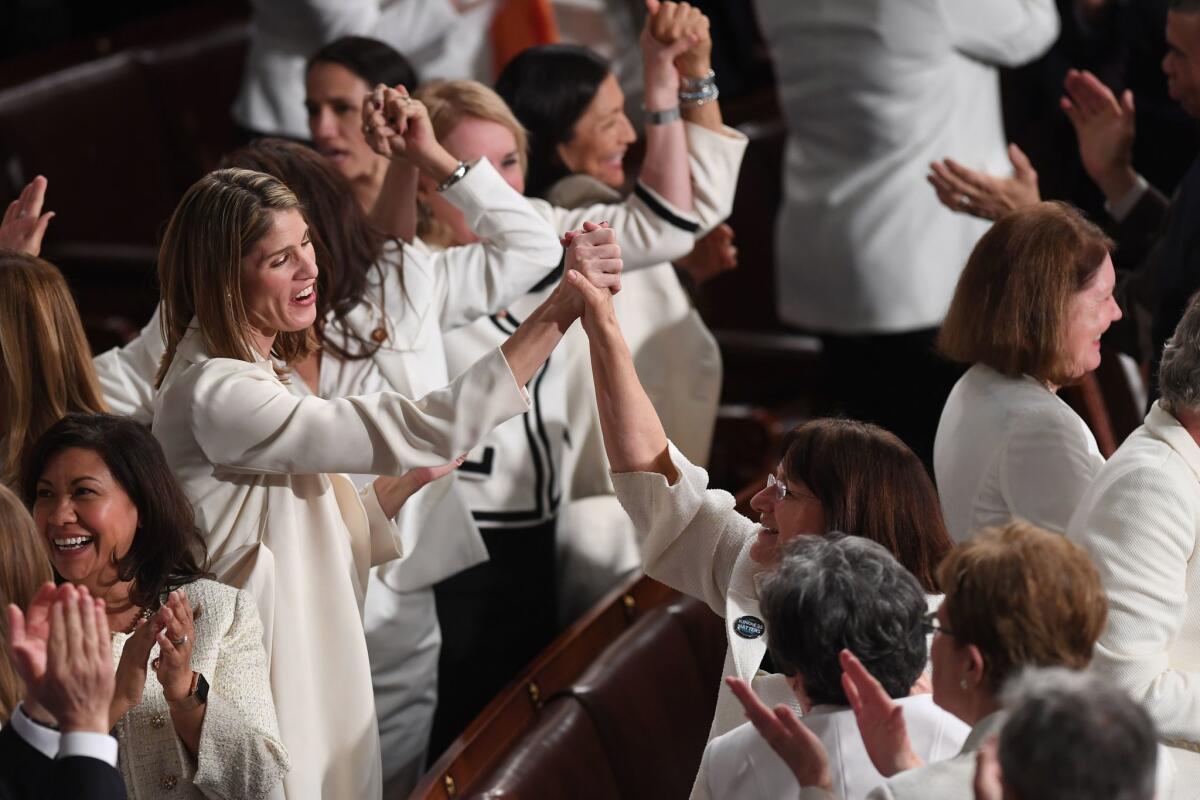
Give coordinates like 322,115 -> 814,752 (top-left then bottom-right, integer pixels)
1145,402 -> 1200,483
726,542 -> 769,680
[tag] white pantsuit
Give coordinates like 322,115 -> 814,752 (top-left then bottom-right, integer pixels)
1068,403 -> 1200,798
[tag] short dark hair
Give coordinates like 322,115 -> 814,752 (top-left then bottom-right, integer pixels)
782,418 -> 953,593
494,44 -> 611,198
999,668 -> 1157,800
307,36 -> 418,91
938,201 -> 1113,386
221,138 -> 391,361
21,414 -> 208,611
761,534 -> 928,706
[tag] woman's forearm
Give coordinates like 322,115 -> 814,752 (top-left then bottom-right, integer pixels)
586,313 -> 676,479
169,702 -> 205,755
370,160 -> 420,243
499,288 -> 579,388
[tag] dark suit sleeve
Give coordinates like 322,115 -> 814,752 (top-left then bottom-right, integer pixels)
0,723 -> 53,800
49,756 -> 126,800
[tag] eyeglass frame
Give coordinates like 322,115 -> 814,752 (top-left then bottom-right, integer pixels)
765,472 -> 819,503
922,610 -> 956,638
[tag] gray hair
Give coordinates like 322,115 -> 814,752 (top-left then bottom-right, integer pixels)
1158,298 -> 1200,415
998,668 -> 1157,800
760,533 -> 927,706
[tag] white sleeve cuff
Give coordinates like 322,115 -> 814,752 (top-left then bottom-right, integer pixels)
1106,174 -> 1150,222
10,702 -> 60,760
58,732 -> 119,767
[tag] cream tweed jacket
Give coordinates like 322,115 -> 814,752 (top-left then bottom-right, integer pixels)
111,578 -> 287,799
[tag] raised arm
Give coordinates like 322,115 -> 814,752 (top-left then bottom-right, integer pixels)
637,0 -> 698,215
93,306 -> 166,425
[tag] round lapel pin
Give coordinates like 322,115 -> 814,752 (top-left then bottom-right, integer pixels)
733,615 -> 765,639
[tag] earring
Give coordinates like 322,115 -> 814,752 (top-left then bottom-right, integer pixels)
959,678 -> 969,690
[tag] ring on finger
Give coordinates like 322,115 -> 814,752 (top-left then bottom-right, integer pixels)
15,209 -> 26,218
957,194 -> 971,208
171,633 -> 188,647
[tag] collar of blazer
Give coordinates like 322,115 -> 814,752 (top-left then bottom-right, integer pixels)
1146,401 -> 1200,483
174,320 -> 274,375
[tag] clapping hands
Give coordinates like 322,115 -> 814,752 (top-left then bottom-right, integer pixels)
0,175 -> 55,256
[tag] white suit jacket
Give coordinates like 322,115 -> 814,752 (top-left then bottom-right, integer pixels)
112,579 -> 287,800
1068,402 -> 1200,796
94,157 -> 561,591
151,325 -> 529,800
696,695 -> 968,800
935,363 -> 1104,542
755,0 -> 1059,333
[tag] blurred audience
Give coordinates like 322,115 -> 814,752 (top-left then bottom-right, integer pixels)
0,485 -> 52,723
752,0 -> 1060,468
702,535 -> 967,800
935,202 -> 1119,541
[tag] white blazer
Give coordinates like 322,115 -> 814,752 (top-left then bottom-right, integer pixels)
151,325 -> 529,800
756,0 -> 1059,333
934,363 -> 1105,542
93,157 -> 562,591
112,579 -> 286,800
1068,402 -> 1200,797
696,695 -> 968,800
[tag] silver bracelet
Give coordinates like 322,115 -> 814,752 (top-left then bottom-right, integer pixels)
437,161 -> 470,193
679,83 -> 720,107
644,105 -> 681,125
680,69 -> 716,93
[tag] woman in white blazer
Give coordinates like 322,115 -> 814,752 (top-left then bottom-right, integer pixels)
146,160 -> 610,798
1067,299 -> 1200,799
92,121 -> 577,788
729,522 -> 1141,800
21,414 -> 287,800
697,535 -> 968,800
559,269 -> 953,797
935,202 -> 1123,542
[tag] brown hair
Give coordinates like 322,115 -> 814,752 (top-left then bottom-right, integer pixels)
0,482 -> 53,723
938,521 -> 1107,692
221,138 -> 393,361
0,251 -> 107,486
938,201 -> 1114,386
782,418 -> 953,593
155,168 -> 318,388
416,79 -> 530,243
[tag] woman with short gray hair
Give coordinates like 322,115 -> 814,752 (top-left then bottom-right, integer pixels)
697,535 -> 967,800
1067,297 -> 1200,796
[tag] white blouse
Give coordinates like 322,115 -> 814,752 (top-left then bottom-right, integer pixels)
934,363 -> 1104,542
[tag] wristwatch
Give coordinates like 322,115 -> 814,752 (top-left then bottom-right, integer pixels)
168,672 -> 209,711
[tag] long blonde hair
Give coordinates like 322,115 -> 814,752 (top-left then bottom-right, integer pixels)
0,251 -> 107,486
0,482 -> 53,723
155,168 -> 318,387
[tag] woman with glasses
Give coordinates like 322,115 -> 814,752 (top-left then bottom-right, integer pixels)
559,269 -> 955,765
730,521 -> 1125,800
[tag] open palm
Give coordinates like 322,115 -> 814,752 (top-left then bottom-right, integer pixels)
840,649 -> 924,777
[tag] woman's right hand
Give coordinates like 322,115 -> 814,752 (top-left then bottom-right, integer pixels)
109,610 -> 157,728
839,649 -> 924,777
640,0 -> 702,108
927,144 -> 1040,222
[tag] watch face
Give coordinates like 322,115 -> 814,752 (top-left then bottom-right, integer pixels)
195,673 -> 210,704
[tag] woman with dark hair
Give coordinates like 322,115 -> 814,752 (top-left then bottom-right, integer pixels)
558,268 -> 955,775
21,413 -> 287,800
305,36 -> 419,214
698,535 -> 968,799
934,202 -> 1123,542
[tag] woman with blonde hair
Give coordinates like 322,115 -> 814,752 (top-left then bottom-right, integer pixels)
934,201 -> 1123,542
0,482 -> 52,723
0,250 -> 106,486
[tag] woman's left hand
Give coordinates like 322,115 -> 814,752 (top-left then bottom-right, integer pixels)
640,0 -> 701,105
153,590 -> 196,702
363,85 -> 458,181
726,676 -> 833,791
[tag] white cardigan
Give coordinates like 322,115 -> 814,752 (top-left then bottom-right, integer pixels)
696,695 -> 967,800
94,157 -> 562,591
934,363 -> 1104,542
1067,402 -> 1200,797
113,579 -> 286,800
151,325 -> 529,799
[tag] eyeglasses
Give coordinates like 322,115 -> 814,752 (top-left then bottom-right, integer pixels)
923,611 -> 955,638
765,473 -> 818,504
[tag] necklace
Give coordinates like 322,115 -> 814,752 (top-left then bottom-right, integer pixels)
118,605 -> 153,636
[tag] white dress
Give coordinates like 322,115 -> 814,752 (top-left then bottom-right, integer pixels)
934,363 -> 1104,542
